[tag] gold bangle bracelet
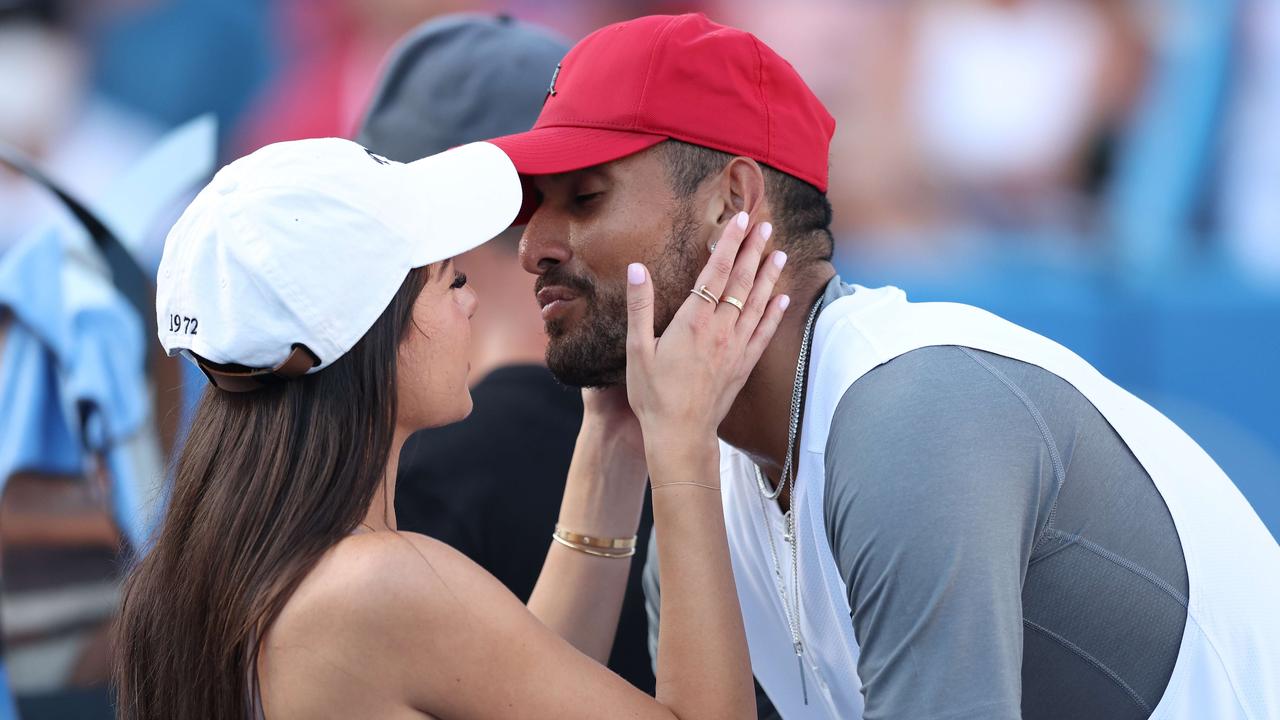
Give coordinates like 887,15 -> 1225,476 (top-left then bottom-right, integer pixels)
553,525 -> 637,550
552,533 -> 636,558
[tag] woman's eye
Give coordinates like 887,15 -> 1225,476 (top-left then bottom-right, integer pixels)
450,272 -> 468,289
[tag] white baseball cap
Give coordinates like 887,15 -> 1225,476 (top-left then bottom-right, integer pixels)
155,137 -> 521,391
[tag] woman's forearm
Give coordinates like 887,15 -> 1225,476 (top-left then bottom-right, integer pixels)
526,418 -> 647,662
648,433 -> 754,719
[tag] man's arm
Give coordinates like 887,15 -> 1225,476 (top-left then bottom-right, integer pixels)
824,346 -> 1059,720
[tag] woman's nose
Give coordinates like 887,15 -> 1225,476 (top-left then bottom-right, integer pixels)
465,286 -> 479,319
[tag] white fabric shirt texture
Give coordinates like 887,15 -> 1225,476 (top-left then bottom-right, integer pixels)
719,284 -> 1280,719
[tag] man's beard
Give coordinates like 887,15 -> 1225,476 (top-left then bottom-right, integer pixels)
541,204 -> 703,388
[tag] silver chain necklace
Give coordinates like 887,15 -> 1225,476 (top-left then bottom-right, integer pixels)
753,298 -> 816,501
753,297 -> 822,705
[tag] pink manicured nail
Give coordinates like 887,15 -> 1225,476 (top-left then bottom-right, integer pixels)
628,263 -> 646,285
779,295 -> 791,310
736,211 -> 749,229
761,222 -> 773,240
772,251 -> 788,268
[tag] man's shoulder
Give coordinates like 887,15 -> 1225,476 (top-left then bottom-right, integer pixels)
834,344 -> 1085,431
848,344 -> 979,392
823,346 -> 1063,528
834,345 -> 1024,435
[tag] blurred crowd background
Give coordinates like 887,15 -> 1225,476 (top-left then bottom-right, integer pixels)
1,0 -> 1277,717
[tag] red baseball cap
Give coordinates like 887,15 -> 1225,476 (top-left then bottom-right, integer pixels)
489,13 -> 836,216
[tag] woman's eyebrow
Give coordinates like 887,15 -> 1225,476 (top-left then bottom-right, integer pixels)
432,258 -> 453,281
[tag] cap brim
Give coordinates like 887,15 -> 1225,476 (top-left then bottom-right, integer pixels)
489,126 -> 668,224
400,141 -> 523,267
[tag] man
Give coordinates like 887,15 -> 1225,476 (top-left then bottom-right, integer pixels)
485,13 -> 1280,720
356,14 -> 656,693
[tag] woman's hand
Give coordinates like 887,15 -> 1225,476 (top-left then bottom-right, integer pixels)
624,211 -> 789,455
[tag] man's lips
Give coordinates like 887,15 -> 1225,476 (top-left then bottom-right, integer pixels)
537,286 -> 581,321
536,286 -> 579,308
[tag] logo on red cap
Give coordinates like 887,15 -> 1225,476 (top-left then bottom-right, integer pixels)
547,62 -> 562,99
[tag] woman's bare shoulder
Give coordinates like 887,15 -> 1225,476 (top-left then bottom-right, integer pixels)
260,531 -> 519,715
264,531 -> 670,719
273,531 -> 505,639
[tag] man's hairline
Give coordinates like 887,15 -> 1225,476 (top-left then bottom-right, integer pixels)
526,147 -> 662,186
521,141 -> 834,261
525,142 -> 784,199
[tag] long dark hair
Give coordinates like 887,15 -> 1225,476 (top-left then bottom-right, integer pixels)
114,267 -> 429,719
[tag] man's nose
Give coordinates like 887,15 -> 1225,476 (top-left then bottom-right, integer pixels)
519,212 -> 571,275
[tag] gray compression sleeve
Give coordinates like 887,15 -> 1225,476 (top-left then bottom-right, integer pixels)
823,344 -> 1187,720
824,346 -> 1056,720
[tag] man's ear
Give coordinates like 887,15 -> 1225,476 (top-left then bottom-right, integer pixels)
705,157 -> 766,228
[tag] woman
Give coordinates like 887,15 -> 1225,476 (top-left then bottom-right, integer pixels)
114,137 -> 790,719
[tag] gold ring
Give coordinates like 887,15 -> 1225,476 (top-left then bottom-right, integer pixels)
721,295 -> 745,312
690,285 -> 719,305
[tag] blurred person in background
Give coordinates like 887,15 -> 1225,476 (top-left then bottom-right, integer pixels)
710,0 -> 937,258
232,0 -> 469,154
490,13 -> 1280,720
87,0 -> 272,151
505,0 -> 709,42
355,13 -> 656,693
723,0 -> 1145,259
904,0 -> 1145,242
1217,0 -> 1280,283
0,0 -> 157,253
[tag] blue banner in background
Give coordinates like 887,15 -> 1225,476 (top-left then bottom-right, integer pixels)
0,664 -> 17,720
